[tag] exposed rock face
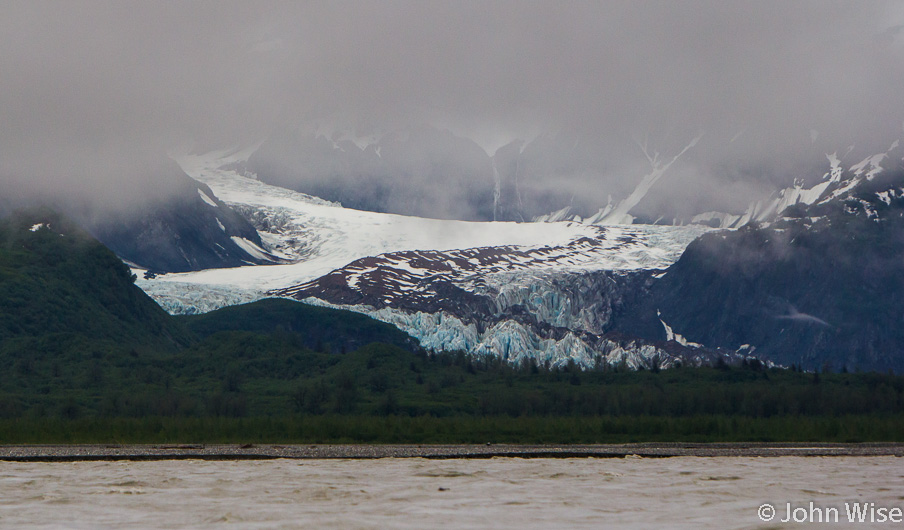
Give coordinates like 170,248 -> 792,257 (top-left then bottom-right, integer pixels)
84,162 -> 277,273
615,169 -> 904,372
1,159 -> 274,274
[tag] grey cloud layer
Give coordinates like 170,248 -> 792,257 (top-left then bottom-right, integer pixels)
2,1 -> 902,207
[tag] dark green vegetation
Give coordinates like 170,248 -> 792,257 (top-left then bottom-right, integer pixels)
1,208 -> 903,443
1,360 -> 903,443
4,414 -> 904,445
181,298 -> 416,354
0,209 -> 191,354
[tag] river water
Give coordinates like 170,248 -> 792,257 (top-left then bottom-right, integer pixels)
1,456 -> 902,529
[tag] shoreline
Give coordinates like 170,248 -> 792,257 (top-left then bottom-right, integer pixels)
1,443 -> 902,461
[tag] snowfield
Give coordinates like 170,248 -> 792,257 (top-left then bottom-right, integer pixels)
132,147 -> 725,368
139,149 -> 710,303
128,135 -> 904,369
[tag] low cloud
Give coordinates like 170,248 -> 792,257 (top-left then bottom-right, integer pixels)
1,1 -> 903,214
777,306 -> 831,327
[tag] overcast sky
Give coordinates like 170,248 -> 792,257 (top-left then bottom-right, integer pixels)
2,0 -> 903,209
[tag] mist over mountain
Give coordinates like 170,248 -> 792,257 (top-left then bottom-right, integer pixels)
1,1 -> 903,220
2,158 -> 272,273
80,161 -> 272,273
246,125 -> 634,222
246,125 -> 496,221
246,123 -> 894,223
2,2 -> 904,374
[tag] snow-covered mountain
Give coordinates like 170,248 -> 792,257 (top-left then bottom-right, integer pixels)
269,224 -> 723,369
615,139 -> 904,372
137,148 -> 744,369
137,130 -> 904,371
689,140 -> 902,229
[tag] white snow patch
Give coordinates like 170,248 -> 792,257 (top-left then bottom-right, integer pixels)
819,176 -> 863,205
533,205 -> 573,223
690,211 -> 743,229
197,189 -> 218,207
851,153 -> 886,180
826,152 -> 843,183
230,236 -> 271,262
657,310 -> 702,348
598,134 -> 702,225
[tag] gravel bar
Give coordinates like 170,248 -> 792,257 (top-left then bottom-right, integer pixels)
0,443 -> 902,461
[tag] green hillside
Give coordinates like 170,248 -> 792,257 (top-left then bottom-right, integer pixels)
180,297 -> 417,354
1,208 -> 902,444
0,209 -> 421,420
0,208 -> 190,355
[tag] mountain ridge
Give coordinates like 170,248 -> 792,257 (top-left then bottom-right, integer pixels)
137,136 -> 904,372
615,166 -> 904,371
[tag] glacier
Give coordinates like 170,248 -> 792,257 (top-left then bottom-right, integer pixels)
135,148 -> 752,369
297,294 -> 736,371
137,280 -> 263,316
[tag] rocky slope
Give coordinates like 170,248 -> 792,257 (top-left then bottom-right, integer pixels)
83,160 -> 278,273
616,166 -> 904,372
